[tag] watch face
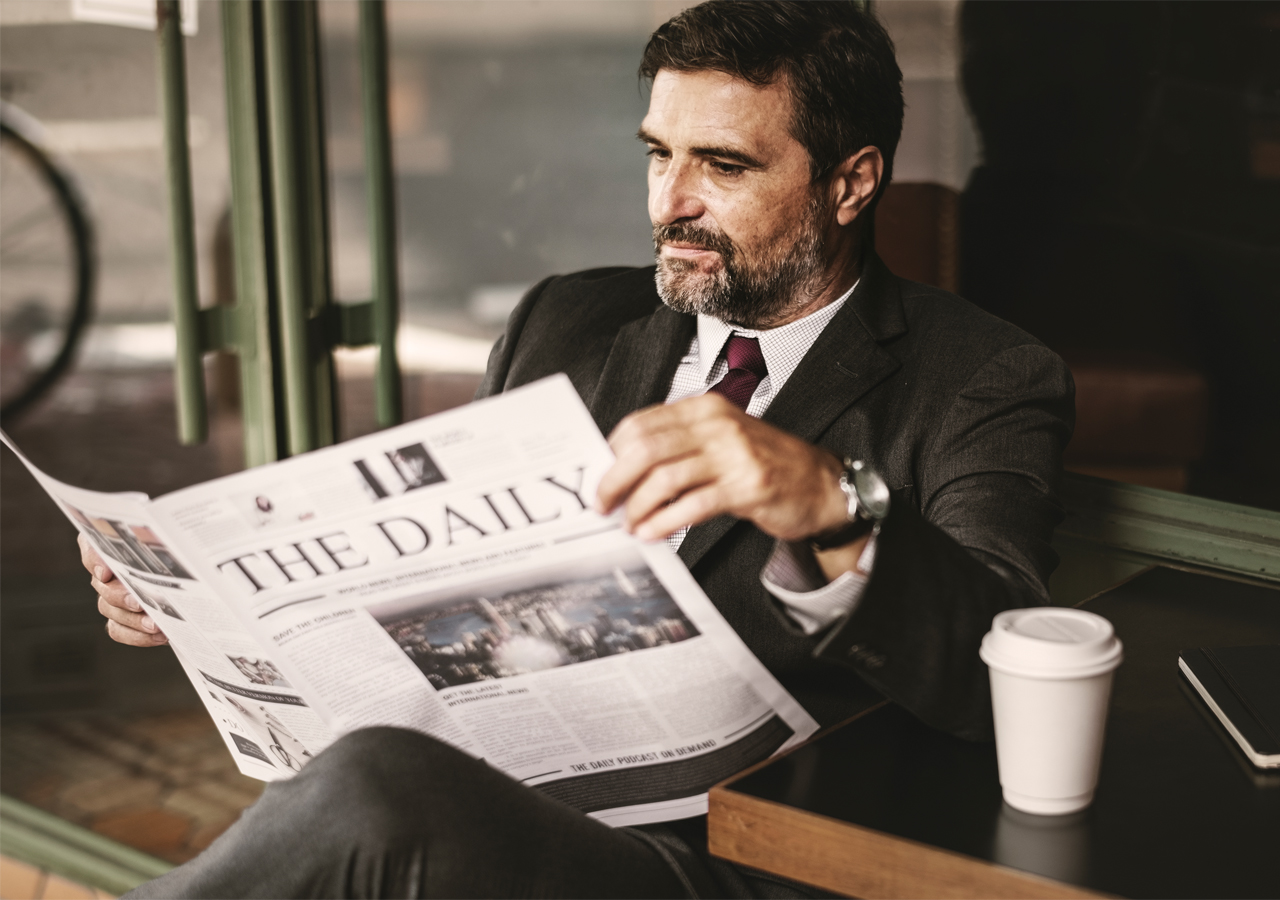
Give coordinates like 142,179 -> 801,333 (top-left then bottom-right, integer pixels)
852,467 -> 891,519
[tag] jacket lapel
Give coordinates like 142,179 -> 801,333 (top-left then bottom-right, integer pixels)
678,255 -> 908,570
588,304 -> 696,439
762,255 -> 906,443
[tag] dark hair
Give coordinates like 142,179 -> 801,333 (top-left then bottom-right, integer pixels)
640,0 -> 904,198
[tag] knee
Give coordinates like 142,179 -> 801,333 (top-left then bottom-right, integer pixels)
286,727 -> 481,842
310,726 -> 478,785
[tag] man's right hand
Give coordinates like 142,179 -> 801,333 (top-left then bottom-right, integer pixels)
80,534 -> 168,647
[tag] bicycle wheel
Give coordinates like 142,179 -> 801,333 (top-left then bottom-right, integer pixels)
0,100 -> 96,425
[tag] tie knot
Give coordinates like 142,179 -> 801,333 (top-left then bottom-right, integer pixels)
723,335 -> 766,378
708,335 -> 768,412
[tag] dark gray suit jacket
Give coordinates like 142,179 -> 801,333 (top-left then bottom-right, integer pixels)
477,254 -> 1074,740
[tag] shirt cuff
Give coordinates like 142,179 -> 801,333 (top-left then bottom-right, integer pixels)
760,534 -> 877,635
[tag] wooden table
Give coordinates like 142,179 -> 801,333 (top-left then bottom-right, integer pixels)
708,567 -> 1280,899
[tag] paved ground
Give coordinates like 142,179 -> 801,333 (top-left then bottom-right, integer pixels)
1,711 -> 262,866
0,855 -> 113,900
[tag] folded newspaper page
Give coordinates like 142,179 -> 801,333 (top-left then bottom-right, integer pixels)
2,375 -> 818,826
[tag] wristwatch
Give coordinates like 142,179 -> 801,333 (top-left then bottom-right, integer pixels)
809,458 -> 891,552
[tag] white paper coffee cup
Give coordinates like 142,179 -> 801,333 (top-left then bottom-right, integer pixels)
980,608 -> 1123,815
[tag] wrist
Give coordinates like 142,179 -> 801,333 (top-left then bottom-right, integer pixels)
813,452 -> 851,535
814,532 -> 873,583
808,458 -> 890,552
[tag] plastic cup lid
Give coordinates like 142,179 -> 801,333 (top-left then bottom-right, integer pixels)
980,608 -> 1123,679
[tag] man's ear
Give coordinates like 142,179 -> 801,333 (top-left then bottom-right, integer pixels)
831,147 -> 884,227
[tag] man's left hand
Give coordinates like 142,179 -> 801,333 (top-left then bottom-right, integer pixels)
597,393 -> 849,543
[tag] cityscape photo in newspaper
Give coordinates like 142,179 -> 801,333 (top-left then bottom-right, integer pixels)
1,376 -> 819,826
371,549 -> 699,689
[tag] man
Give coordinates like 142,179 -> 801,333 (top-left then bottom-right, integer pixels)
85,3 -> 1073,896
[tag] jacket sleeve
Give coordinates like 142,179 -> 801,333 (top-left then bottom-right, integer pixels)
815,343 -> 1075,740
473,275 -> 557,401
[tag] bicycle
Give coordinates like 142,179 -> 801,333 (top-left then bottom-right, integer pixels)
0,99 -> 96,426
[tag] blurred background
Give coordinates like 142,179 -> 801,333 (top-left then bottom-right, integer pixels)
0,0 -> 1277,881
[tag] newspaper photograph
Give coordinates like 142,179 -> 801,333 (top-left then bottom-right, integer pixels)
3,375 -> 818,826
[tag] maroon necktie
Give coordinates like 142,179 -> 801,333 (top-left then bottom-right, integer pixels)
709,335 -> 767,412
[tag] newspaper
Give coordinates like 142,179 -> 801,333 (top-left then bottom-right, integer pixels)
1,376 -> 818,826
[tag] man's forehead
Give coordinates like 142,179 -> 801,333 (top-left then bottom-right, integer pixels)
641,69 -> 796,155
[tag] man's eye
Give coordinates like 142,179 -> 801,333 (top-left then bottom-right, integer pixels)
711,161 -> 745,176
646,147 -> 670,161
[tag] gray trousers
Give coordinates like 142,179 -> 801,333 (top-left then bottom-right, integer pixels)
125,728 -> 817,899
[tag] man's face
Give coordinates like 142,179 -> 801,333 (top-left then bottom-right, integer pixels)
640,69 -> 830,328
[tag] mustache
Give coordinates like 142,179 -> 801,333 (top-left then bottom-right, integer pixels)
652,222 -> 736,260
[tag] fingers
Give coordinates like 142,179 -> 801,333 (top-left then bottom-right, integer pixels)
600,393 -> 851,544
600,439 -> 699,517
600,395 -> 737,514
98,595 -> 168,647
632,483 -> 723,542
81,534 -> 142,612
91,570 -> 141,613
78,533 -> 115,582
621,455 -> 715,537
105,619 -> 169,647
80,535 -> 167,647
80,535 -> 138,610
600,417 -> 693,513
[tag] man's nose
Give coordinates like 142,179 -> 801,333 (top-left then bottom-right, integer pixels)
649,160 -> 704,225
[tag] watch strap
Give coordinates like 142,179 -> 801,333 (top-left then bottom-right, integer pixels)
809,515 -> 878,552
808,458 -> 888,552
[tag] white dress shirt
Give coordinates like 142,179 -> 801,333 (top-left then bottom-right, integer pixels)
661,281 -> 876,635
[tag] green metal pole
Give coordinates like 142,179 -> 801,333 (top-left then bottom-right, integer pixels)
220,0 -> 283,466
262,0 -> 335,455
262,0 -> 313,454
359,0 -> 403,428
299,0 -> 337,447
156,0 -> 206,445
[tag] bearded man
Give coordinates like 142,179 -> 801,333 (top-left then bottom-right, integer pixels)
92,2 -> 1073,897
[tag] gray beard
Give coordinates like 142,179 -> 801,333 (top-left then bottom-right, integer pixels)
653,195 -> 827,329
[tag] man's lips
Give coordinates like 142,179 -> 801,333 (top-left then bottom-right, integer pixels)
661,242 -> 718,259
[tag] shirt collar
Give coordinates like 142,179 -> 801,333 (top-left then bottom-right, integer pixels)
695,278 -> 859,387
